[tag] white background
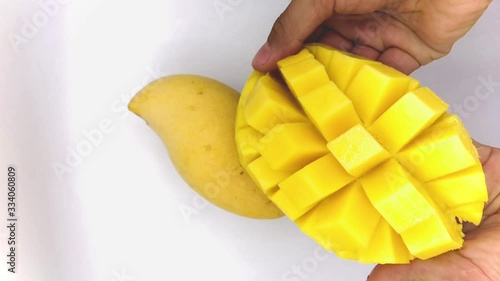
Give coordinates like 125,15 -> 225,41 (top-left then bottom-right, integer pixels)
0,0 -> 499,281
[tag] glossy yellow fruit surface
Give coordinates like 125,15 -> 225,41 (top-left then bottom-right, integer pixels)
235,44 -> 488,263
129,74 -> 283,219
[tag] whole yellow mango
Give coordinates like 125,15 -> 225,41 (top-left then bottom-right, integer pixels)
129,74 -> 283,219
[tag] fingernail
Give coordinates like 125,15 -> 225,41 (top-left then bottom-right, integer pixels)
252,42 -> 271,67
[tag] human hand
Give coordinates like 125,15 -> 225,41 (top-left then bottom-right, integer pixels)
368,141 -> 500,280
252,0 -> 491,74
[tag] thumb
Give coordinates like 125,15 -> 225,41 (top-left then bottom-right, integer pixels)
252,0 -> 334,72
368,250 -> 487,281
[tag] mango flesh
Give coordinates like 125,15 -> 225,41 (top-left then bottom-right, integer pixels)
235,44 -> 488,263
129,74 -> 283,219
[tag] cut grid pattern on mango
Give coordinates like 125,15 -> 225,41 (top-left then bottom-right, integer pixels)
235,44 -> 488,264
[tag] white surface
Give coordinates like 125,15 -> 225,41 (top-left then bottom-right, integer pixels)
0,1 -> 499,281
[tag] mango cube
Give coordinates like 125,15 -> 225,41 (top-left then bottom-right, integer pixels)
234,44 -> 486,264
235,71 -> 264,131
279,57 -> 330,97
328,124 -> 390,177
407,78 -> 420,92
235,102 -> 248,131
239,70 -> 264,106
235,127 -> 263,166
277,49 -> 314,68
432,113 -> 461,129
298,81 -> 361,141
397,123 -> 479,181
359,219 -> 413,264
369,87 -> 449,152
360,159 -> 438,233
244,74 -> 308,134
299,182 -> 381,251
306,43 -> 333,67
400,212 -> 463,260
426,164 -> 488,209
333,250 -> 359,261
270,190 -> 313,220
327,48 -> 380,91
258,123 -> 328,172
246,157 -> 293,195
345,63 -> 414,125
295,209 -> 334,250
279,154 -> 355,210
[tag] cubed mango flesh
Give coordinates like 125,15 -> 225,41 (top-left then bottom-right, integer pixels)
258,122 -> 328,172
359,219 -> 413,264
279,51 -> 330,97
235,71 -> 264,131
369,87 -> 449,152
244,74 -> 308,134
360,159 -> 459,238
426,164 -> 488,210
447,202 -> 485,226
270,190 -> 312,221
277,48 -> 314,68
328,124 -> 390,177
234,43 -> 486,264
400,211 -> 463,260
235,126 -> 262,166
397,122 -> 479,181
307,44 -> 380,92
246,157 -> 293,195
297,182 -> 381,252
279,154 -> 355,211
298,81 -> 361,141
345,63 -> 417,125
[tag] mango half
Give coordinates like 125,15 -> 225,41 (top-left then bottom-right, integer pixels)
234,44 -> 488,264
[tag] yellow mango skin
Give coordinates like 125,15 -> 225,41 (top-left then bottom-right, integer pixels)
129,74 -> 283,219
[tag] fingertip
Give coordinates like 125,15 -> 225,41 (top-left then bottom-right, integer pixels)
252,41 -> 304,72
252,42 -> 272,72
253,0 -> 334,72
